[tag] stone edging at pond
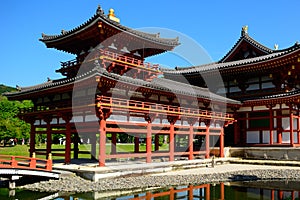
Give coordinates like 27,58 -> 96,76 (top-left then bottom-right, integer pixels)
20,168 -> 300,193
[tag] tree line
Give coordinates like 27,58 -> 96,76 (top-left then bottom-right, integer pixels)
0,85 -> 32,145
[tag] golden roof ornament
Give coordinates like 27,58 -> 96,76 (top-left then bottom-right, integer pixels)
241,25 -> 248,36
108,8 -> 120,23
274,44 -> 279,50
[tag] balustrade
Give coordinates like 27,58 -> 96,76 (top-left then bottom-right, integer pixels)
0,154 -> 52,171
97,95 -> 234,121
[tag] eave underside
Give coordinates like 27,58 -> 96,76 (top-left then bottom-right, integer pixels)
4,66 -> 240,107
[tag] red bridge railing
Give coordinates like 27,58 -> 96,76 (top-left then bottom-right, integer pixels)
0,154 -> 52,171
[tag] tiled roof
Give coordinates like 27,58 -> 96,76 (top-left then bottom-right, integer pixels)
40,5 -> 179,47
219,31 -> 274,63
4,62 -> 240,105
243,89 -> 300,104
162,43 -> 300,75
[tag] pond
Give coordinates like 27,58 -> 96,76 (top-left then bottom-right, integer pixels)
1,180 -> 300,200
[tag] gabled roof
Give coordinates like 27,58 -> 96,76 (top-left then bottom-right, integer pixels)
162,42 -> 300,75
39,5 -> 179,56
4,62 -> 240,105
162,26 -> 300,76
219,26 -> 274,63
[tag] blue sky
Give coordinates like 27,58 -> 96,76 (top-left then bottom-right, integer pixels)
1,0 -> 300,87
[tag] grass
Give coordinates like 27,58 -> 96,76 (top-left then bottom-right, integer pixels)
0,145 -> 29,156
0,143 -> 169,160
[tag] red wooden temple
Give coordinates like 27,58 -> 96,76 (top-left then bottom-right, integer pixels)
164,25 -> 300,147
4,6 -> 239,166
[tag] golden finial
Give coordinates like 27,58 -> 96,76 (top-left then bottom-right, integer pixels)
242,25 -> 248,35
108,8 -> 120,23
274,44 -> 279,50
109,8 -> 115,17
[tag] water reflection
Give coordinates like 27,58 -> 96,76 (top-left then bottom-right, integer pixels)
1,180 -> 300,199
70,181 -> 300,200
0,188 -> 59,200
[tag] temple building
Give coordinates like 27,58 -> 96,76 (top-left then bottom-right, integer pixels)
164,25 -> 300,147
4,6 -> 239,166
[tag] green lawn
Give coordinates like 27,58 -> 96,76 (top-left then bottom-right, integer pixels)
0,143 -> 169,160
0,144 -> 29,156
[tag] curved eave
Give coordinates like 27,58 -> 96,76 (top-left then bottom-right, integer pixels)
243,89 -> 300,106
5,65 -> 240,106
219,33 -> 274,63
162,43 -> 300,76
39,6 -> 179,54
4,80 -> 74,101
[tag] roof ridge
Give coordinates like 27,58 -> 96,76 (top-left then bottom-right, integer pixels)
163,50 -> 292,74
219,27 -> 274,63
40,5 -> 179,46
243,34 -> 274,53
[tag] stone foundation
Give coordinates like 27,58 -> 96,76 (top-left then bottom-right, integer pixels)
228,147 -> 300,160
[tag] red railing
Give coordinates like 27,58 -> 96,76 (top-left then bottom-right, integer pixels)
99,49 -> 160,72
0,154 -> 53,171
97,96 -> 234,121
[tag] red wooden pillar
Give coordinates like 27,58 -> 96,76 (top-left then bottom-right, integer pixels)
271,190 -> 275,200
63,114 -> 72,164
99,118 -> 106,166
146,122 -> 152,163
290,107 -> 294,146
96,108 -> 111,167
220,182 -> 225,200
44,116 -> 52,159
169,187 -> 174,200
145,114 -> 155,163
291,191 -> 295,200
167,116 -> 178,162
187,118 -> 197,160
220,127 -> 224,158
111,133 -> 117,155
278,191 -> 283,199
188,185 -> 193,199
277,110 -> 282,144
269,106 -> 274,145
205,184 -> 210,200
205,122 -> 210,159
145,192 -> 152,200
169,123 -> 175,161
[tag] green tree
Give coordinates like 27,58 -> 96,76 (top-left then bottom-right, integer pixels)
0,96 -> 33,144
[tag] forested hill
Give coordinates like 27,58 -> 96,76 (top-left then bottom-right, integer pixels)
0,84 -> 16,94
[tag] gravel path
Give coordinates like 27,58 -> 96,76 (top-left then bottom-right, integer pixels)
20,164 -> 300,193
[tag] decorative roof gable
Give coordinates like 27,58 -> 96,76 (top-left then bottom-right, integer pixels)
219,26 -> 274,63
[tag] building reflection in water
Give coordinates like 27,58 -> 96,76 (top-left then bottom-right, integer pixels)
125,181 -> 300,200
129,183 -> 219,200
36,180 -> 300,199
